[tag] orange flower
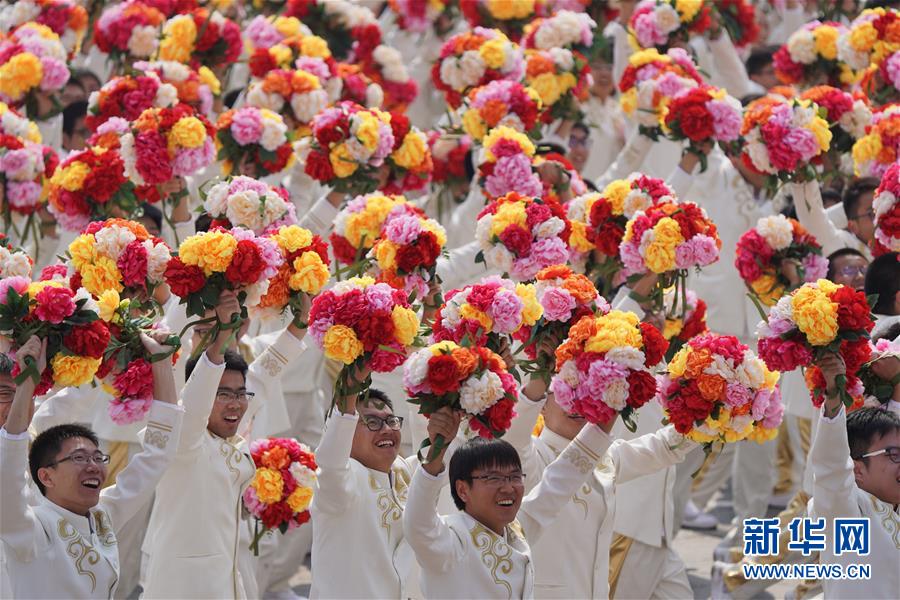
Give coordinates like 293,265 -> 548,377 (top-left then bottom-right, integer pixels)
376,269 -> 405,290
258,265 -> 291,309
790,219 -> 808,237
877,145 -> 896,164
462,35 -> 485,52
177,79 -> 200,103
105,218 -> 150,240
526,54 -> 555,78
477,347 -> 506,373
135,108 -> 161,131
264,72 -> 292,96
481,99 -> 508,127
561,275 -> 597,305
69,5 -> 89,30
684,348 -> 712,379
567,315 -> 595,344
732,401 -> 751,416
216,110 -> 235,130
537,264 -> 572,280
555,339 -> 580,370
261,445 -> 291,469
696,374 -> 726,401
451,348 -> 478,379
291,71 -> 318,94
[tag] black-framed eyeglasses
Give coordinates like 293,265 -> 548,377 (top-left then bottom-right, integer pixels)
360,415 -> 404,432
470,473 -> 526,486
215,390 -> 254,403
45,452 -> 111,468
856,446 -> 899,464
851,209 -> 875,221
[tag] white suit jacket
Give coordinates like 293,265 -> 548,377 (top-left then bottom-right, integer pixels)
0,401 -> 182,599
791,180 -> 873,260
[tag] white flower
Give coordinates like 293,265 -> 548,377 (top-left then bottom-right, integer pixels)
365,83 -> 384,109
120,133 -> 144,186
144,240 -> 171,283
605,347 -> 647,371
129,25 -> 159,58
259,119 -> 288,152
874,189 -> 897,217
1,111 -> 31,139
566,194 -> 589,222
458,50 -> 487,88
497,113 -> 524,132
74,287 -> 99,316
549,47 -> 574,72
485,245 -> 514,273
225,191 -> 266,231
373,45 -> 408,82
787,30 -> 817,64
291,89 -> 328,123
603,378 -> 629,411
154,82 -> 178,108
745,133 -> 774,174
735,355 -> 766,389
459,370 -> 504,415
623,190 -> 654,219
158,61 -> 190,82
94,225 -> 137,259
703,353 -> 736,380
558,360 -> 580,387
4,2 -> 41,28
838,101 -> 872,139
324,77 -> 343,103
203,182 -> 230,217
655,4 -> 682,35
534,216 -> 565,239
837,35 -> 869,71
261,191 -> 290,225
246,85 -> 285,112
730,413 -> 754,436
756,214 -> 794,251
403,348 -> 433,387
289,463 -> 317,489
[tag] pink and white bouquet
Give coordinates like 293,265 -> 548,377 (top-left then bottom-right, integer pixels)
550,309 -> 668,430
0,235 -> 32,279
522,9 -> 596,53
462,80 -> 543,142
628,0 -> 713,49
0,23 -> 69,112
477,126 -> 542,199
431,275 -> 543,351
201,176 -> 296,235
93,1 -> 166,67
872,161 -> 900,255
0,0 -> 88,57
432,28 -> 525,109
363,45 -> 419,112
368,207 -> 446,301
214,107 -> 294,178
773,20 -> 856,88
475,191 -> 572,281
245,68 -> 333,133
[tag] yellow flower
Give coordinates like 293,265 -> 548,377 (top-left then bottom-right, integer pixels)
348,275 -> 375,287
26,280 -> 62,299
478,38 -> 507,69
686,427 -> 718,444
852,134 -> 881,170
486,0 -> 533,19
51,161 -> 90,192
460,304 -> 493,332
746,426 -> 779,444
849,22 -> 877,52
815,278 -> 839,296
806,115 -> 832,152
790,286 -> 838,345
51,355 -> 102,387
270,44 -> 292,66
392,306 -> 419,346
322,324 -> 364,364
392,132 -> 427,169
569,221 -> 593,253
629,48 -> 665,68
653,217 -> 685,246
558,72 -> 577,93
462,109 -> 487,141
198,66 -> 220,95
516,283 -> 542,325
644,240 -> 677,273
252,468 -> 284,503
300,35 -> 331,59
289,252 -> 330,294
272,226 -> 313,253
287,486 -> 313,512
273,16 -> 302,37
430,340 -> 459,356
345,211 -> 380,248
619,87 -> 637,115
483,126 -> 534,161
602,179 -> 631,215
490,201 -> 528,237
169,116 -> 208,149
354,113 -> 380,151
68,234 -> 96,271
584,311 -> 642,353
373,239 -> 398,270
675,0 -> 702,22
164,15 -> 197,46
292,69 -> 320,90
750,272 -> 785,306
763,366 -> 780,390
663,318 -> 683,340
0,53 -> 43,100
98,289 -> 120,323
81,257 -> 124,297
179,230 -> 238,275
529,72 -> 561,106
668,346 -> 689,377
329,143 -> 358,178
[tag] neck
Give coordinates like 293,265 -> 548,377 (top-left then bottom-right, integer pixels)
47,493 -> 91,518
466,509 -> 507,536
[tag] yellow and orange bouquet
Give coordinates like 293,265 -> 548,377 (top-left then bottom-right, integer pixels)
837,7 -> 900,72
523,48 -> 592,123
852,102 -> 900,178
257,225 -> 331,319
0,23 -> 70,114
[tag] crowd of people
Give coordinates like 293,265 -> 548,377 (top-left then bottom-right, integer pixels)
0,0 -> 898,599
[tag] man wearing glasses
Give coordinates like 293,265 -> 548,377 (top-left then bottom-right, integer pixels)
810,353 -> 900,599
0,333 -> 182,599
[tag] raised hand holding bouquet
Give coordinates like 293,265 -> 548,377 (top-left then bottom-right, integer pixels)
461,80 -> 543,142
330,192 -> 413,276
799,86 -> 872,175
756,279 -> 875,409
432,275 -> 542,354
405,341 -> 518,461
550,309 -> 668,431
567,174 -> 675,294
660,333 -> 783,451
872,161 -> 900,254
857,338 -> 900,405
201,176 -> 296,235
735,214 -> 828,307
0,275 -> 107,395
256,225 -> 330,321
477,126 -> 542,199
662,287 -> 708,360
368,207 -> 446,302
85,74 -> 179,132
852,103 -> 900,178
362,44 -> 418,113
773,20 -> 855,88
662,85 -> 742,171
628,0 -> 712,49
308,275 -> 420,409
244,437 -> 317,555
0,23 -> 70,118
215,107 -> 294,177
475,191 -> 571,282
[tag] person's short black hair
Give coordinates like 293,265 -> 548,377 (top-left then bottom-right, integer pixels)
463,148 -> 475,183
224,89 -> 241,109
0,353 -> 13,376
29,424 -> 100,495
821,188 -> 842,209
62,101 -> 88,136
746,46 -> 777,77
536,142 -> 567,156
571,122 -> 590,137
842,177 -> 879,220
865,252 -> 900,315
73,68 -> 101,91
740,93 -> 766,107
847,407 -> 900,462
185,349 -> 248,382
195,213 -> 213,233
360,387 -> 394,411
449,438 -> 522,510
826,247 -> 867,280
140,202 -> 163,232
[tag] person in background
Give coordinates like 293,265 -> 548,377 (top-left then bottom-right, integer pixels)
745,46 -> 779,92
62,101 -> 89,155
581,46 -> 625,181
137,203 -> 163,239
567,122 -> 593,175
0,355 -> 17,430
865,252 -> 900,318
73,69 -> 102,97
60,77 -> 86,107
792,178 -> 879,258
827,248 -> 870,291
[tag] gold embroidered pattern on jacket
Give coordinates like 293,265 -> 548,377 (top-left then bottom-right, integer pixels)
218,439 -> 246,483
471,523 -> 515,599
58,519 -> 100,592
92,510 -> 116,547
370,474 -> 402,539
869,495 -> 900,548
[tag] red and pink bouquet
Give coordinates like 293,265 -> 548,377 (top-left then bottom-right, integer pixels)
523,48 -> 592,123
0,276 -> 108,396
756,279 -> 874,409
201,176 -> 296,235
740,96 -> 833,184
475,191 -> 571,281
94,0 -> 166,67
243,437 -> 317,555
245,68 -> 332,133
852,103 -> 900,178
215,107 -> 294,177
133,60 -> 221,120
662,287 -> 708,360
462,80 -> 543,142
567,175 -> 674,292
363,44 -> 419,112
156,8 -> 242,70
284,0 -> 382,62
661,333 -> 783,448
85,74 -> 179,132
460,0 -> 541,40
0,23 -> 70,113
404,341 -> 518,461
873,161 -> 900,254
368,207 -> 446,301
308,275 -> 421,407
858,337 -> 900,405
477,126 -> 542,199
330,192 -> 413,269
713,0 -> 760,48
773,20 -> 855,88
663,85 -> 742,170
628,0 -> 712,49
431,275 -> 543,351
47,146 -> 139,233
336,62 -> 384,109
550,309 -> 667,430
799,86 -> 872,172
0,0 -> 88,57
432,28 -> 525,109
246,29 -> 339,84
384,115 -> 434,195
301,102 -> 396,195
256,225 -> 331,319
735,214 -> 828,307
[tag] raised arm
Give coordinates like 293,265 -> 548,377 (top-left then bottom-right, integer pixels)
298,190 -> 343,238
596,129 -> 653,189
608,424 -> 697,485
790,180 -> 853,256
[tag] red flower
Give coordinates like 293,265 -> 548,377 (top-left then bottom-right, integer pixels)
525,202 -> 552,228
63,320 -> 111,360
840,338 -> 872,375
831,286 -> 874,331
664,379 -> 713,433
416,231 -> 441,267
369,342 -> 407,372
396,242 -> 426,273
640,322 -> 669,367
304,149 -> 335,182
486,397 -> 516,433
388,112 -> 410,149
329,232 -> 358,265
225,240 -> 265,285
164,256 -> 205,298
588,198 -> 613,228
594,222 -> 624,257
331,289 -> 367,326
134,130 -> 173,184
735,229 -> 774,282
249,50 -> 277,79
627,370 -> 657,409
117,240 -> 149,288
426,354 -> 460,394
498,224 -> 532,257
356,313 -> 396,352
466,283 -> 498,312
666,88 -> 715,141
34,286 -> 76,324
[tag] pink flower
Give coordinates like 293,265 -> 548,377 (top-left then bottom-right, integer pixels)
757,336 -> 812,372
707,100 -> 741,141
39,57 -> 69,91
767,316 -> 794,336
0,276 -> 29,304
0,149 -> 32,178
173,137 -> 215,176
549,378 -> 577,412
6,181 -> 42,209
309,317 -> 332,346
245,16 -> 282,49
689,235 -> 719,266
34,285 -> 76,323
585,359 -> 628,397
886,52 -> 900,90
540,287 -> 576,322
759,388 -> 784,428
383,214 -> 422,244
724,382 -> 752,409
108,397 -> 154,425
530,237 -> 570,269
783,127 -> 820,162
243,486 -> 264,515
117,240 -> 149,287
633,12 -> 666,48
364,283 -> 396,313
802,253 -> 829,282
230,108 -> 264,146
490,290 -> 524,333
674,242 -> 696,269
373,122 -> 395,161
486,154 -> 542,198
751,388 -> 775,421
369,342 -> 406,372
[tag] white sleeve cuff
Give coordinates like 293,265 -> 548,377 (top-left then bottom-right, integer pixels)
820,404 -> 846,423
0,428 -> 30,441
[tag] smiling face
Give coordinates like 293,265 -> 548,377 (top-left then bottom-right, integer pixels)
854,428 -> 900,505
206,369 -> 248,439
455,464 -> 525,535
350,405 -> 401,473
38,437 -> 107,516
